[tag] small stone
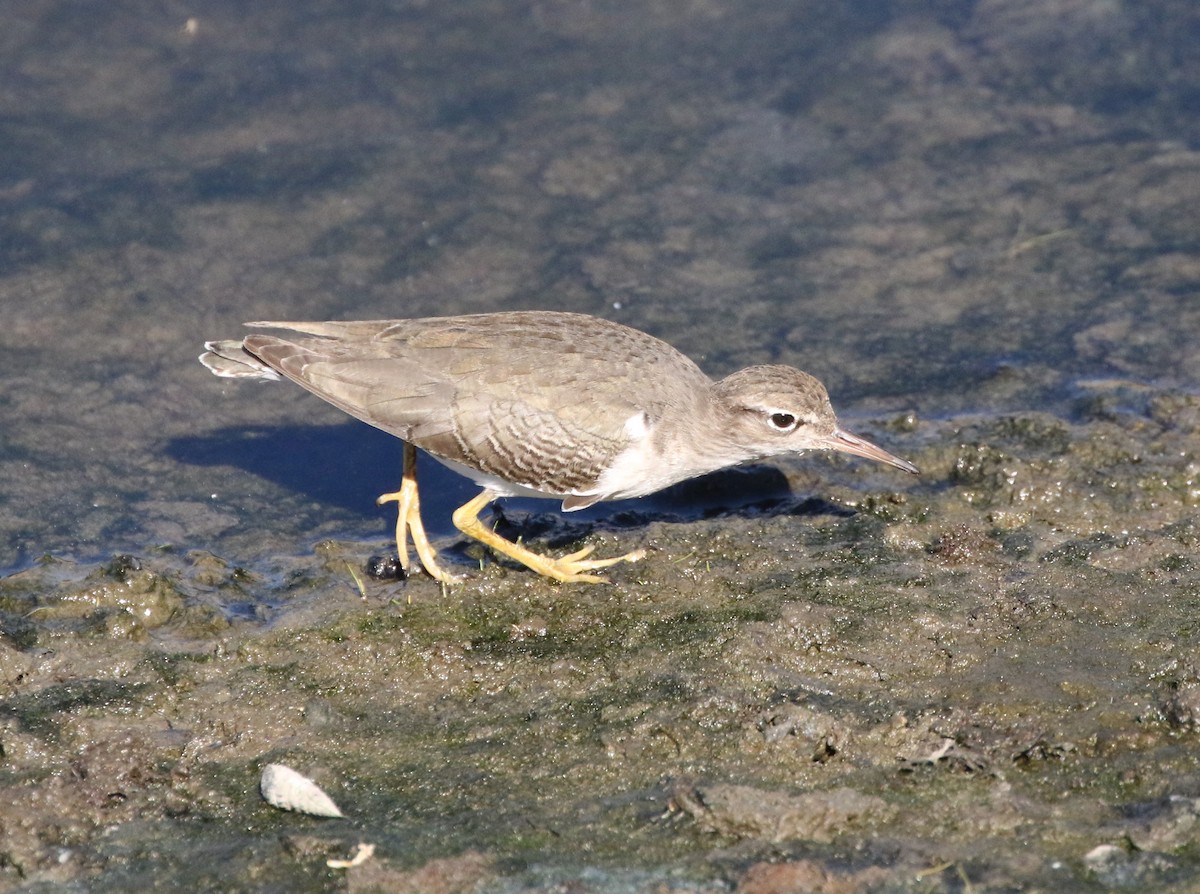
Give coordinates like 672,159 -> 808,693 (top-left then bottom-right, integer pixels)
366,555 -> 405,581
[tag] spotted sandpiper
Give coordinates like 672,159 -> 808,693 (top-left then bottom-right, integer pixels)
200,311 -> 917,583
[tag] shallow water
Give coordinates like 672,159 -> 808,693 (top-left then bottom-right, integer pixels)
3,1 -> 1200,891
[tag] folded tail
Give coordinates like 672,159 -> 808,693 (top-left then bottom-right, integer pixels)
198,339 -> 282,381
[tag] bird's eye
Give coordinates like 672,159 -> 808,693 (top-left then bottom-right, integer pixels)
768,412 -> 798,432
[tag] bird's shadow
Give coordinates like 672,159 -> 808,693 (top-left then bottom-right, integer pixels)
168,421 -> 853,544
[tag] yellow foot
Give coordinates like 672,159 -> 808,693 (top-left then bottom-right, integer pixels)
453,489 -> 645,584
377,488 -> 462,584
376,443 -> 462,584
537,544 -> 648,583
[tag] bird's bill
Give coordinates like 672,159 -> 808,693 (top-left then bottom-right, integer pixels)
826,428 -> 919,475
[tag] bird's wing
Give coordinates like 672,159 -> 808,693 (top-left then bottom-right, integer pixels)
240,314 -> 711,494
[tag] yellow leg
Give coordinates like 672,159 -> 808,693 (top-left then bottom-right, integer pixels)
451,489 -> 646,584
376,444 -> 460,584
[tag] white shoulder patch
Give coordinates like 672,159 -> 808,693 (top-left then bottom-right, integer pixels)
623,410 -> 652,441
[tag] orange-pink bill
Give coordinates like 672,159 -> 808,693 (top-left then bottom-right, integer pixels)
827,428 -> 919,475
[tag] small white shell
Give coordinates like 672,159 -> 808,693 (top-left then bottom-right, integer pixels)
260,763 -> 344,818
1083,844 -> 1125,868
